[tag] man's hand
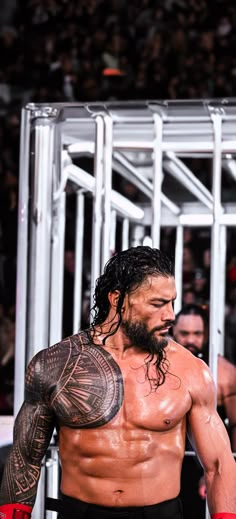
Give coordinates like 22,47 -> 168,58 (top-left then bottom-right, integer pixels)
198,475 -> 207,500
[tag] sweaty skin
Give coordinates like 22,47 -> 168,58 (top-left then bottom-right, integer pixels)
0,275 -> 236,514
173,313 -> 236,451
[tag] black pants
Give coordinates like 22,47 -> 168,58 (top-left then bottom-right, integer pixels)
58,494 -> 183,519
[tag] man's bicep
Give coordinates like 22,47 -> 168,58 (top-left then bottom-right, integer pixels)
188,398 -> 232,473
224,393 -> 236,452
0,396 -> 55,506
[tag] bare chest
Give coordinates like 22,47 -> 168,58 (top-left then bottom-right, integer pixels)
117,362 -> 191,431
49,346 -> 191,431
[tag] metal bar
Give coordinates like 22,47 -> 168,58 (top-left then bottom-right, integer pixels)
130,224 -> 145,247
113,152 -> 180,215
209,112 -> 223,384
90,116 -> 104,307
64,164 -> 144,220
73,191 -> 85,334
112,140 -> 236,153
152,113 -> 163,247
165,162 -> 213,210
218,225 -> 227,356
179,214 -> 214,226
165,151 -> 213,205
27,122 -> 54,363
14,107 -> 31,416
50,193 -> 66,346
69,137 -> 236,156
180,213 -> 236,226
161,193 -> 180,216
102,114 -> 113,268
109,210 -> 117,255
113,151 -> 154,198
206,113 -> 224,519
27,120 -> 55,519
122,218 -> 129,251
174,225 -> 184,314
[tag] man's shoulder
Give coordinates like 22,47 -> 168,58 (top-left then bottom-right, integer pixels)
218,355 -> 236,393
26,332 -> 88,382
29,331 -> 88,364
168,337 -> 203,364
25,332 -> 89,401
168,337 -> 213,388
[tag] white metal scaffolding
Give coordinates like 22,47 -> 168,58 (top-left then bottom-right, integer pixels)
15,99 -> 236,518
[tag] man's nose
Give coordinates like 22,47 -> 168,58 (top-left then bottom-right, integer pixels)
163,303 -> 175,322
186,334 -> 196,343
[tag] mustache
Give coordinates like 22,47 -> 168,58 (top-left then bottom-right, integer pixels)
150,321 -> 175,333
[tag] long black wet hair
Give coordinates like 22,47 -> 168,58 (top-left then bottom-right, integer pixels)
90,246 -> 175,390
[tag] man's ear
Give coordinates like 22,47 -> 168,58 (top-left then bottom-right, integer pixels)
108,290 -> 120,310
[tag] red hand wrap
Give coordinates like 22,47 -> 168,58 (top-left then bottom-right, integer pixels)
0,504 -> 32,518
211,514 -> 236,519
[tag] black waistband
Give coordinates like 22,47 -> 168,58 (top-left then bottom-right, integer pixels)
60,493 -> 182,517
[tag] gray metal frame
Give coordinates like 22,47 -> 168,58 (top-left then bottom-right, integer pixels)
15,99 -> 236,518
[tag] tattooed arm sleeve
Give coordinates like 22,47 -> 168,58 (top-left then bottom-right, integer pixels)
0,350 -> 55,508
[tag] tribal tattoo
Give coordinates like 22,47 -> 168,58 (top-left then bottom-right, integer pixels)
0,331 -> 124,506
49,333 -> 124,428
0,401 -> 54,506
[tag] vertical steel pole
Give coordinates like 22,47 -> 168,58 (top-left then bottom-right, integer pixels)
218,225 -> 227,355
130,224 -> 145,247
90,116 -> 104,309
152,113 -> 163,248
109,210 -> 117,255
26,111 -> 56,519
122,218 -> 129,251
102,114 -> 113,268
50,192 -> 66,346
73,190 -> 85,333
209,110 -> 223,383
27,119 -> 55,363
14,107 -> 31,416
174,225 -> 184,314
206,109 -> 223,519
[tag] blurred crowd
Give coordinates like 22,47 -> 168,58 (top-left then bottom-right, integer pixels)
1,0 -> 236,414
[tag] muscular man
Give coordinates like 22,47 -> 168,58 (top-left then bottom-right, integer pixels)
0,247 -> 236,519
172,303 -> 236,519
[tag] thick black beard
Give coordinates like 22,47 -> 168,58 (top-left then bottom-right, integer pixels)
121,319 -> 172,392
121,319 -> 169,354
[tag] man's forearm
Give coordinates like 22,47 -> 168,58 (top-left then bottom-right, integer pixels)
205,468 -> 236,515
0,401 -> 54,507
0,448 -> 40,508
